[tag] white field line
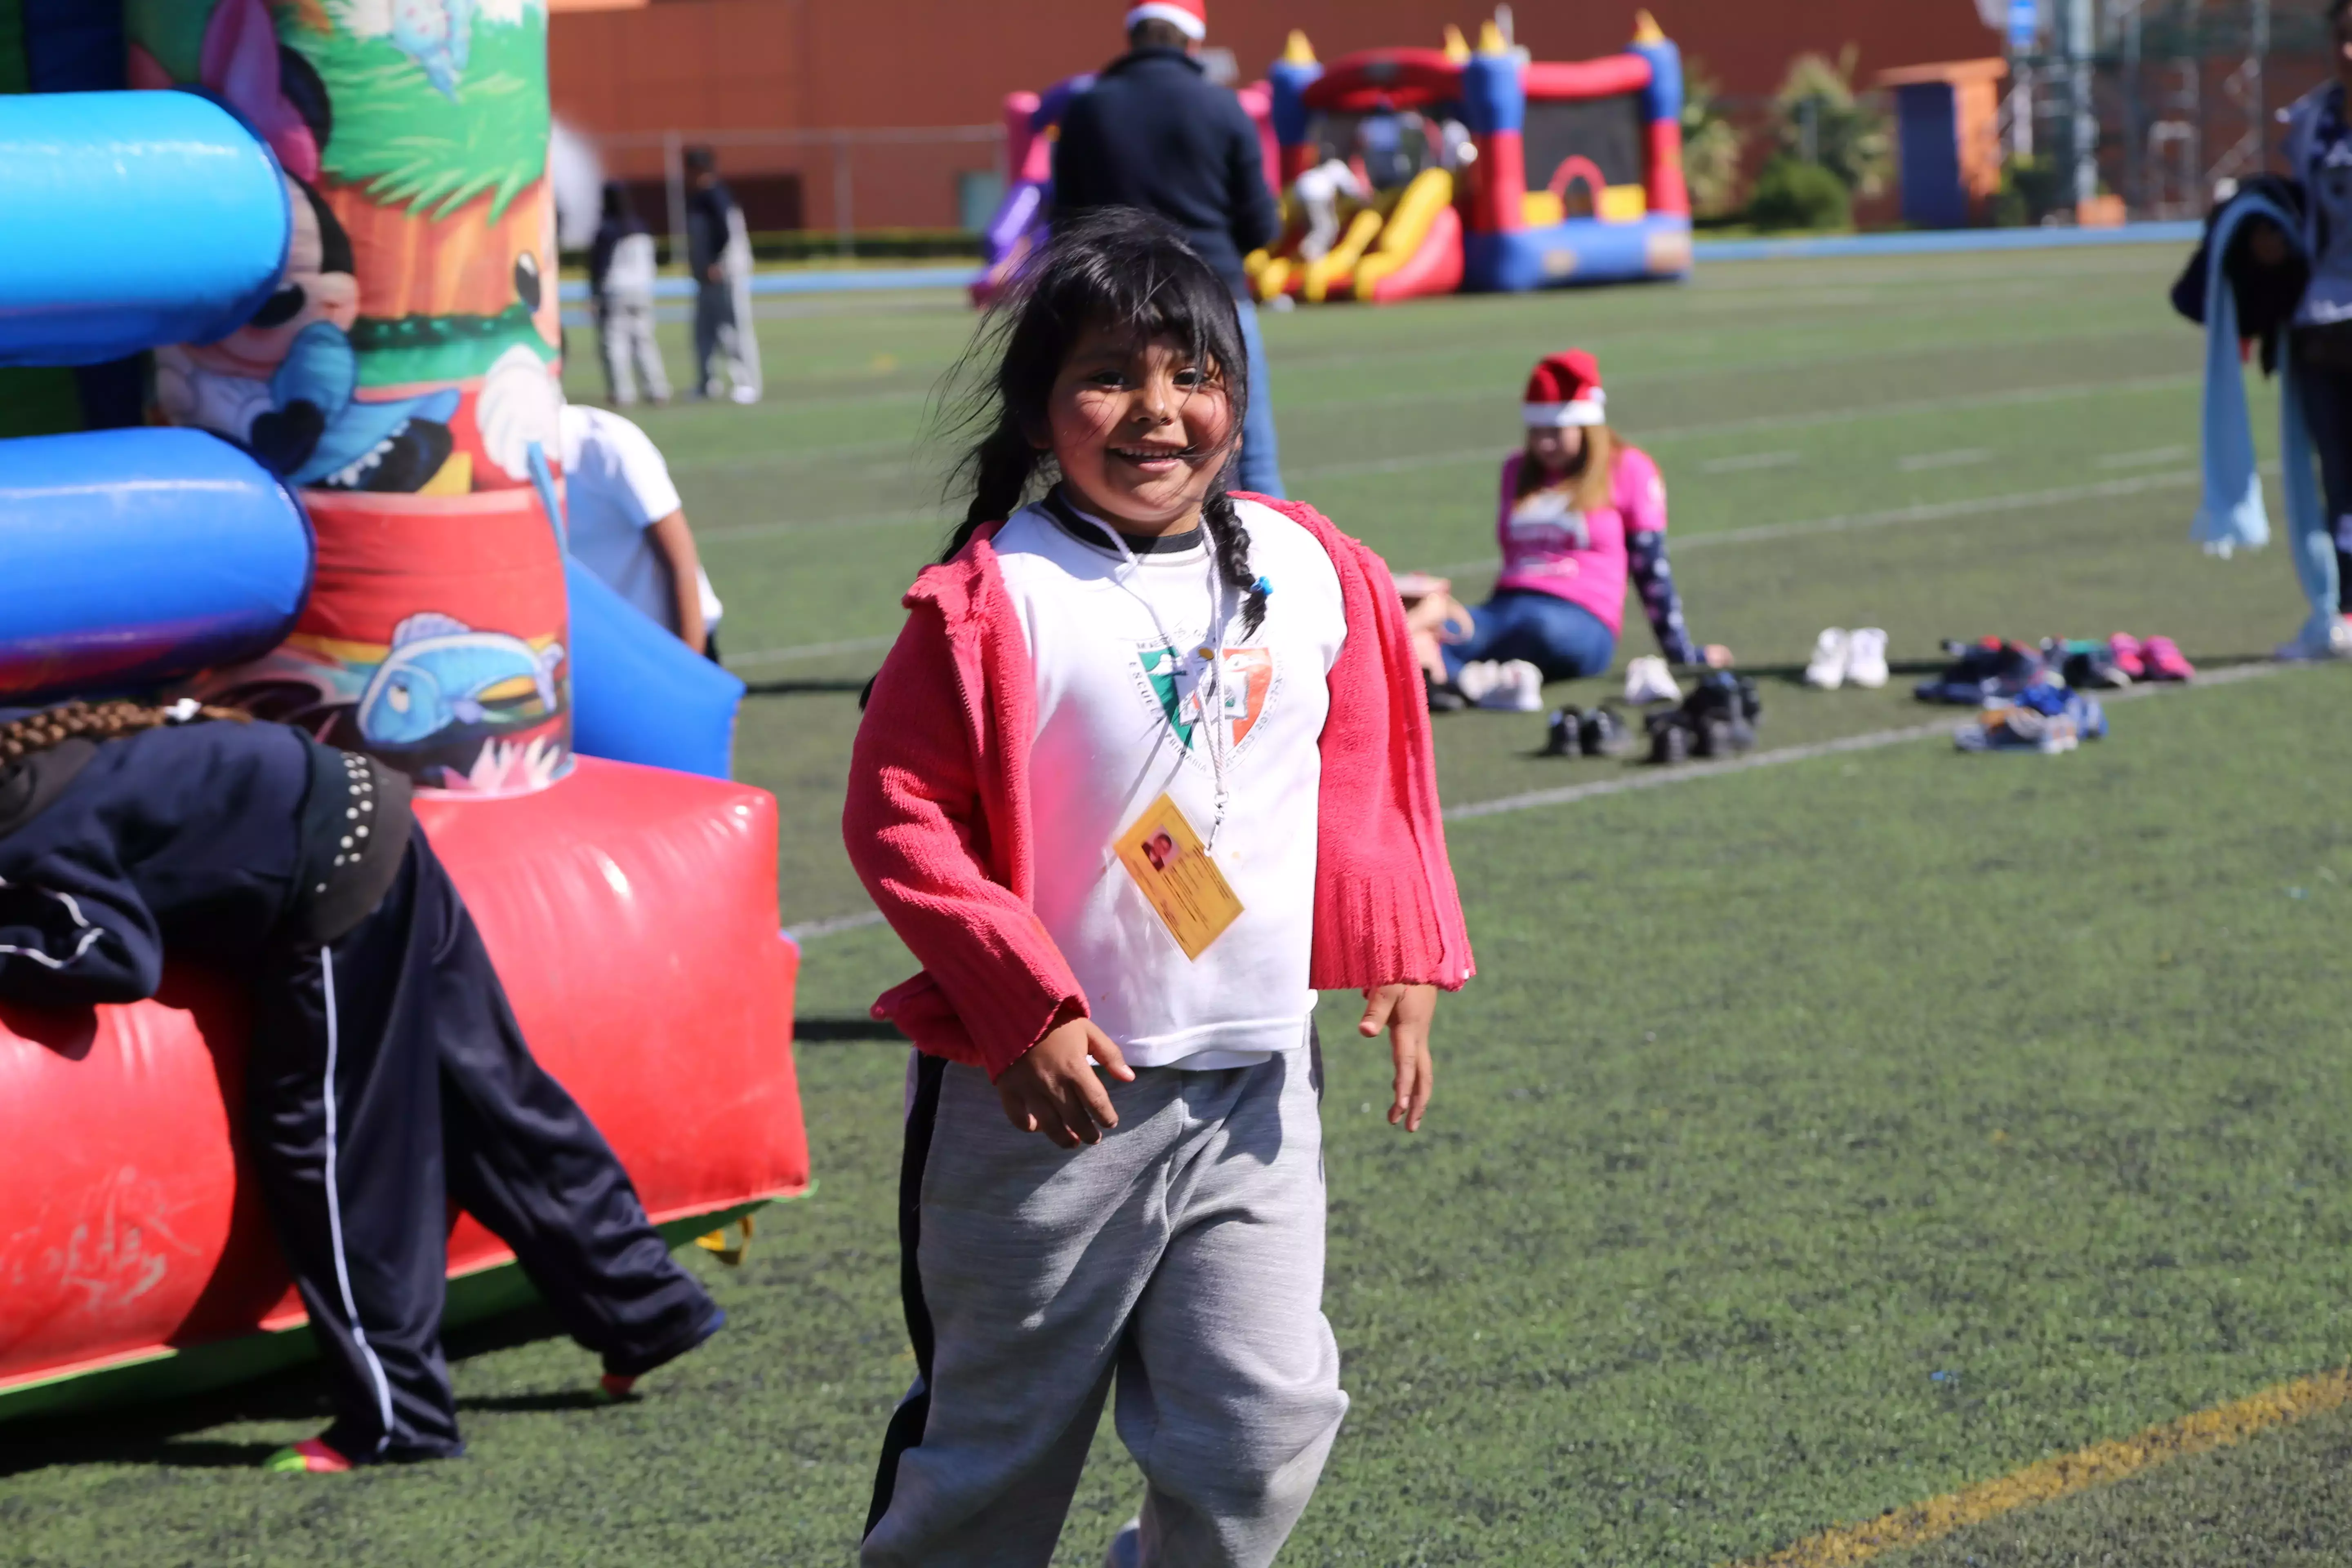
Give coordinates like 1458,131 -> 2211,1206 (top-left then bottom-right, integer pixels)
1283,372 -> 2196,485
784,909 -> 891,942
1898,448 -> 1993,472
789,663 -> 2300,942
1443,659 -> 2292,824
699,509 -> 949,545
728,634 -> 899,670
2097,444 -> 2194,469
1427,466 -> 2205,579
1702,450 -> 1802,474
698,374 -> 2199,544
724,467 -> 2220,676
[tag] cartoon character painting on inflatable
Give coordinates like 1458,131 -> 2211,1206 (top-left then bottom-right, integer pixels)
1253,11 -> 1691,304
0,1 -> 804,1422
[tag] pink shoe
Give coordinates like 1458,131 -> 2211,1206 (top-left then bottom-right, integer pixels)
2107,633 -> 2147,679
2140,635 -> 2196,682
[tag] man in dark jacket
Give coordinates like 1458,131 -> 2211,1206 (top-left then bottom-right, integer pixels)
1054,0 -> 1287,496
684,147 -> 759,404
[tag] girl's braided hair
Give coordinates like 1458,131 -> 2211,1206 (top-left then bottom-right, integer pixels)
941,207 -> 1270,637
0,699 -> 251,765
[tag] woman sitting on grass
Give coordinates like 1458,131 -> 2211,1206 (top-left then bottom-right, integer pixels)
1437,349 -> 1729,710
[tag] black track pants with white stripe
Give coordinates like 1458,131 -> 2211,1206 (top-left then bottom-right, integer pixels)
245,834 -> 717,1462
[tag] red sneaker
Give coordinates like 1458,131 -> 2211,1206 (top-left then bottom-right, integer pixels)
263,1437 -> 354,1474
2140,635 -> 2196,681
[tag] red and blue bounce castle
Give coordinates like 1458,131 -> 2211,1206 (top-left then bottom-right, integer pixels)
976,11 -> 1692,309
1258,12 -> 1692,303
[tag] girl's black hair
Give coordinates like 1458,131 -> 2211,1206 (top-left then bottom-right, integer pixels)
941,207 -> 1268,635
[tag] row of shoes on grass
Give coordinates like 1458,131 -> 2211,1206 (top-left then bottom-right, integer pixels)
1917,633 -> 2194,706
1545,664 -> 1764,766
1953,679 -> 2109,755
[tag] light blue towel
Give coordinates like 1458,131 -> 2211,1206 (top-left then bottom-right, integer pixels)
2196,192 -> 2339,641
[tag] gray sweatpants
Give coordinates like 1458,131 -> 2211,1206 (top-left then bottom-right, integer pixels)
594,290 -> 669,406
863,1043 -> 1345,1568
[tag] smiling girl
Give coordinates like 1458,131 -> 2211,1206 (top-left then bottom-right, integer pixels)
844,210 -> 1472,1568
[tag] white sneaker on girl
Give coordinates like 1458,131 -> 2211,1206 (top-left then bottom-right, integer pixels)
1624,655 -> 1681,706
1479,659 -> 1546,712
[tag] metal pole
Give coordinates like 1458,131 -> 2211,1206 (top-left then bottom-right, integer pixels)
664,129 -> 687,275
2251,0 -> 2270,173
2065,0 -> 2096,207
833,131 -> 854,259
2123,0 -> 2144,214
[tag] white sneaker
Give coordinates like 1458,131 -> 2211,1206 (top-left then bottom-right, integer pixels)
1844,628 -> 1890,688
1453,659 -> 1502,705
2275,615 -> 2352,662
1803,628 -> 1849,689
1477,658 -> 1546,712
728,385 -> 760,405
1624,655 -> 1681,706
1105,1517 -> 1142,1568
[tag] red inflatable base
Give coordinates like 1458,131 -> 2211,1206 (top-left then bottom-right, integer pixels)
0,757 -> 806,1418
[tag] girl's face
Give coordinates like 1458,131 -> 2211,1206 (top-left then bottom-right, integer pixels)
2338,10 -> 2352,91
1044,325 -> 1235,535
1528,424 -> 1585,475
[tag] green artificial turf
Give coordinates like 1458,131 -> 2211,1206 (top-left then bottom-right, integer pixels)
7,245 -> 2350,1566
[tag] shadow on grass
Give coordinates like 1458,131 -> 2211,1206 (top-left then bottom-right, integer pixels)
0,1304 -> 591,1477
794,1015 -> 905,1043
741,678 -> 874,697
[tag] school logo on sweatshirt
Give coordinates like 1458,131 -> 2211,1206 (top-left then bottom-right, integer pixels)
1137,643 -> 1275,756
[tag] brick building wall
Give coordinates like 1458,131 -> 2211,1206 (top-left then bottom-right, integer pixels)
551,0 -> 2004,231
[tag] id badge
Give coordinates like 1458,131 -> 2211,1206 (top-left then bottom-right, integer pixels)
1114,792 -> 1244,960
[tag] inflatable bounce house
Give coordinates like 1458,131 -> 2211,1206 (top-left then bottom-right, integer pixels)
973,72 -> 1280,307
0,0 -> 806,1421
1251,12 -> 1692,304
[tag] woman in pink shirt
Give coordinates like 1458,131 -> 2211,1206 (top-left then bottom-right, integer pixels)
1442,350 -> 1725,691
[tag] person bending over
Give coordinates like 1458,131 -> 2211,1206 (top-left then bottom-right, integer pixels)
0,701 -> 724,1471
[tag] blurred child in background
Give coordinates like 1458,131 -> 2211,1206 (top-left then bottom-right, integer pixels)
589,181 -> 670,409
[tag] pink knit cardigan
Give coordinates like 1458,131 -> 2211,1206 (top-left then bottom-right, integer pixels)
841,494 -> 1474,1079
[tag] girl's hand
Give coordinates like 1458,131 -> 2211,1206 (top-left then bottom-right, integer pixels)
996,1017 -> 1135,1149
1702,644 -> 1735,669
1359,984 -> 1437,1132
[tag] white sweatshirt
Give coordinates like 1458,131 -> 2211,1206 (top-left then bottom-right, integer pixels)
994,496 -> 1348,1069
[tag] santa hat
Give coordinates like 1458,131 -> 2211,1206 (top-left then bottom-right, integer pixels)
1127,0 -> 1207,40
1523,350 -> 1607,427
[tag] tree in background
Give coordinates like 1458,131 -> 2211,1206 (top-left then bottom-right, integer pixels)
1679,60 -> 1748,219
1772,47 -> 1891,200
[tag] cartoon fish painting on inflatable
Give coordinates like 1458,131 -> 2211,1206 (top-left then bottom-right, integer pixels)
357,612 -> 562,746
139,0 -> 575,795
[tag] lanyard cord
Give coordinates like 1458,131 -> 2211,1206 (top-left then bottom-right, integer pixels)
1085,508 -> 1234,854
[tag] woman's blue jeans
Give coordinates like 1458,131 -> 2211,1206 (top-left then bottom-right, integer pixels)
1441,589 -> 1618,684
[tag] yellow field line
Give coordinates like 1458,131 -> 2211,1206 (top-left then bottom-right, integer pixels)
1730,1365 -> 2352,1568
